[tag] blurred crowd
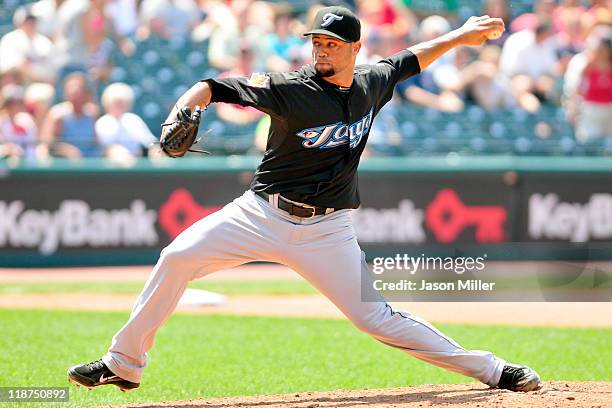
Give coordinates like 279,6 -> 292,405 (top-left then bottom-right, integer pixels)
0,0 -> 611,163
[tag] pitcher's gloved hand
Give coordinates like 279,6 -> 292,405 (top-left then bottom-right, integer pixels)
159,106 -> 210,157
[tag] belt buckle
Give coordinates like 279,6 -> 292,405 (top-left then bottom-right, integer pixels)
280,195 -> 317,218
296,202 -> 317,218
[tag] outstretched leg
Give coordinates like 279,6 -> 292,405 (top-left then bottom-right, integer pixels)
281,211 -> 506,386
69,191 -> 286,388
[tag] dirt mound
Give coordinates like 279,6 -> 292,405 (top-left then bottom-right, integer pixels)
116,381 -> 610,408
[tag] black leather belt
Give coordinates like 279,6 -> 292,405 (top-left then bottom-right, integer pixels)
255,190 -> 333,218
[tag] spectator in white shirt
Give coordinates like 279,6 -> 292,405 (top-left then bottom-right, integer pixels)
105,0 -> 139,37
138,0 -> 201,39
29,0 -> 68,38
0,7 -> 56,83
500,17 -> 561,111
96,83 -> 157,161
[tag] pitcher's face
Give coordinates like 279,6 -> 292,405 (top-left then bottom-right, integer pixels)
311,34 -> 359,78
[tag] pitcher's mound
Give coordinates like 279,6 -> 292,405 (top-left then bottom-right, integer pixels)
121,381 -> 611,407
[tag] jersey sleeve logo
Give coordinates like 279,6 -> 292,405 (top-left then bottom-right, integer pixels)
246,72 -> 270,88
321,13 -> 343,27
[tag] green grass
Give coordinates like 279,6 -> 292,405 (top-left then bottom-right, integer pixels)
0,280 -> 317,296
0,310 -> 610,407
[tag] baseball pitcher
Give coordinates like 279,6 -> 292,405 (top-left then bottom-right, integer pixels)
68,7 -> 540,393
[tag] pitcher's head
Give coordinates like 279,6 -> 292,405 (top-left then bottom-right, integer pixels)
303,6 -> 361,78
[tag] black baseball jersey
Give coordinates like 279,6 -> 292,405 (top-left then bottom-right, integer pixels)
204,49 -> 421,209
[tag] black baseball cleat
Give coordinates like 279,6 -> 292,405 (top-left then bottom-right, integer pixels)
496,363 -> 542,392
67,359 -> 139,392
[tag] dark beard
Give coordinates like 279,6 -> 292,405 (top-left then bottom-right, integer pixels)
315,64 -> 335,77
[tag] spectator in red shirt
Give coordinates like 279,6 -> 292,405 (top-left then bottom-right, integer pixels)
564,24 -> 612,142
0,85 -> 39,162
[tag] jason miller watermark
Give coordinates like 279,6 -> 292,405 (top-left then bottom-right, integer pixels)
370,253 -> 496,294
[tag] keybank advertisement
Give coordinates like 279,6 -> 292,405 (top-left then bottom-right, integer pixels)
522,174 -> 612,243
0,187 -> 508,255
0,172 -> 611,265
0,173 -> 241,264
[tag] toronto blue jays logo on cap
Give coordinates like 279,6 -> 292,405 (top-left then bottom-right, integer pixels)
321,13 -> 343,27
303,6 -> 361,42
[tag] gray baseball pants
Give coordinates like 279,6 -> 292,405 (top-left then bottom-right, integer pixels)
102,190 -> 505,385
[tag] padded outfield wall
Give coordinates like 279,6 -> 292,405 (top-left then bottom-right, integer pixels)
1,156 -> 612,267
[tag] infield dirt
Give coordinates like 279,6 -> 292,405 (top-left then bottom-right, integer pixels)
1,264 -> 611,327
112,381 -> 611,407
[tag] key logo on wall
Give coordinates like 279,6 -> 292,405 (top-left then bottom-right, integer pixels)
158,189 -> 222,239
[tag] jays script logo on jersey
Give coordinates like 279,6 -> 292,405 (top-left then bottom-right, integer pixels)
296,108 -> 373,150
